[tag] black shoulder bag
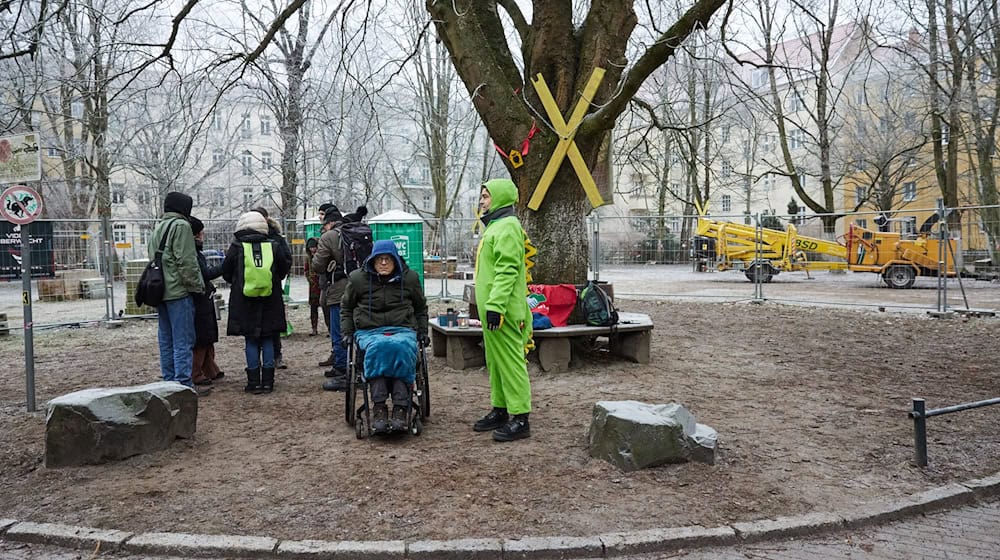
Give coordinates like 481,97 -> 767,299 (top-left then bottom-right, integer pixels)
135,220 -> 176,307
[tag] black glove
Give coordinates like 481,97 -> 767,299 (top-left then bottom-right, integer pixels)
341,334 -> 353,349
486,311 -> 504,331
419,333 -> 431,348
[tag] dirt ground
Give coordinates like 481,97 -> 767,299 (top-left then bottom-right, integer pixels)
1,298 -> 999,542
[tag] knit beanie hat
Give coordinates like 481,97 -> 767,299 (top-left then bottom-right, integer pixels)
236,211 -> 268,234
189,216 -> 204,235
319,203 -> 337,214
343,205 -> 368,223
163,191 -> 193,217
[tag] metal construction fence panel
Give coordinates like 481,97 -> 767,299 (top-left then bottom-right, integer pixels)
3,206 -> 1000,329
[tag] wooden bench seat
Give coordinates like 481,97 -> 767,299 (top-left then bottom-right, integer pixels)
429,312 -> 653,372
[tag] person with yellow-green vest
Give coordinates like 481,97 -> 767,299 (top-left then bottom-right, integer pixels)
222,212 -> 292,394
473,178 -> 533,441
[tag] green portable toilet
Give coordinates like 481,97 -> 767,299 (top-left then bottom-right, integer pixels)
303,220 -> 323,242
368,210 -> 424,289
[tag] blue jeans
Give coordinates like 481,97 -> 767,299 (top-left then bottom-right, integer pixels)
245,336 -> 275,370
158,296 -> 196,387
329,304 -> 347,370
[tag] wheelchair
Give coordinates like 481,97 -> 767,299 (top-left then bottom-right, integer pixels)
344,336 -> 430,439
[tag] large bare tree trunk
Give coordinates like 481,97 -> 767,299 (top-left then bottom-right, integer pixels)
427,0 -> 725,283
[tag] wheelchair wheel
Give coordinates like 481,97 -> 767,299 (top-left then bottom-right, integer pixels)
410,417 -> 423,436
419,346 -> 430,419
345,378 -> 356,426
355,412 -> 367,439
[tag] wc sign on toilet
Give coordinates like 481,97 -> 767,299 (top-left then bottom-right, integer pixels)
390,235 -> 410,260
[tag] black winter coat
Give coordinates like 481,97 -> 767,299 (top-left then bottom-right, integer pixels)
222,230 -> 292,338
341,260 -> 428,338
193,247 -> 223,346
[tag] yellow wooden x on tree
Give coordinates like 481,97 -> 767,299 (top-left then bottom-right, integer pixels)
527,67 -> 606,211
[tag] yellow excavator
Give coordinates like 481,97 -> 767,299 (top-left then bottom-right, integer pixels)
692,211 -> 958,289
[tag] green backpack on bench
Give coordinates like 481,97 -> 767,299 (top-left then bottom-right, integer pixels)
579,281 -> 619,327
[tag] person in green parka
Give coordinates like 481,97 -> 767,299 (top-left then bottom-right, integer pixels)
473,178 -> 533,441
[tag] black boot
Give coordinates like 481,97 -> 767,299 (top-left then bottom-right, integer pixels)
372,403 -> 389,433
493,413 -> 530,442
318,352 -> 335,367
260,367 -> 275,394
473,407 -> 509,432
390,405 -> 408,432
244,367 -> 261,394
322,369 -> 348,391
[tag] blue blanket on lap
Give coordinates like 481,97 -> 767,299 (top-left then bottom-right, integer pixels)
355,327 -> 417,383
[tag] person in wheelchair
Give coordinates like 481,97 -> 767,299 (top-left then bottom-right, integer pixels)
341,239 -> 429,433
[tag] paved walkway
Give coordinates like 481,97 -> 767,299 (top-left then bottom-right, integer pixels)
649,499 -> 1000,559
2,498 -> 998,559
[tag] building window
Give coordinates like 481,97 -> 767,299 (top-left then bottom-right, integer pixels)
763,174 -> 774,191
137,190 -> 151,206
941,123 -> 950,145
113,224 -> 127,243
855,218 -> 868,229
260,117 -> 271,136
761,133 -> 774,152
855,185 -> 865,205
71,101 -> 84,119
111,183 -> 125,205
262,151 -> 272,169
797,172 -> 807,189
980,64 -> 992,83
854,88 -> 866,105
721,160 -> 732,178
631,172 -> 645,185
788,128 -> 805,149
422,193 -> 432,210
211,113 -> 220,130
47,146 -> 59,157
241,115 -> 252,139
795,206 -> 807,225
240,150 -> 253,176
243,188 -> 255,208
212,149 -> 223,166
786,94 -> 802,112
214,190 -> 225,207
720,125 -> 730,144
139,226 -> 150,245
901,217 -> 917,235
903,181 -> 917,202
721,194 -> 732,212
751,69 -> 768,88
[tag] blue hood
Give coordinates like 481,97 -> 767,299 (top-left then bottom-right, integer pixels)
364,239 -> 405,280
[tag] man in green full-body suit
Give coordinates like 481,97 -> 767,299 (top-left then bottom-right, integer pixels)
473,179 -> 533,441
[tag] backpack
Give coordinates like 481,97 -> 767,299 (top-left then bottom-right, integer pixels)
579,280 -> 618,327
134,219 -> 177,308
242,241 -> 274,297
333,221 -> 373,281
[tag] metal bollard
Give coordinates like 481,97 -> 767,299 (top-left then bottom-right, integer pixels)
911,398 -> 928,467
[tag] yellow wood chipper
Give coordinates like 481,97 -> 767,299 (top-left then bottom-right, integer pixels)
693,217 -> 958,289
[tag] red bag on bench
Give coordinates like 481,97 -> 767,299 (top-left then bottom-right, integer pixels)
528,284 -> 577,327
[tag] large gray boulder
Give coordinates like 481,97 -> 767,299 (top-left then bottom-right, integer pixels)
45,382 -> 198,468
588,401 -> 717,471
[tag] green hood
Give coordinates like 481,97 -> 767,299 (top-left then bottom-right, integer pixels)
483,178 -> 518,212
